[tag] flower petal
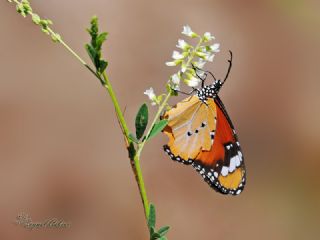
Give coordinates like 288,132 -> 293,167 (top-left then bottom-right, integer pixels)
172,50 -> 184,60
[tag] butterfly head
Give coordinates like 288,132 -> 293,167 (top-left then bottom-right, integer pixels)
197,80 -> 223,102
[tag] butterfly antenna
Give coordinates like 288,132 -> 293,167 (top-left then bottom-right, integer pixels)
222,50 -> 233,85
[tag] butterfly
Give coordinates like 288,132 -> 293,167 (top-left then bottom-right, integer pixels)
162,51 -> 246,195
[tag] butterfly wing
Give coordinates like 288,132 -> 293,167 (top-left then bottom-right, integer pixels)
162,95 -> 217,163
193,96 -> 246,195
163,95 -> 246,195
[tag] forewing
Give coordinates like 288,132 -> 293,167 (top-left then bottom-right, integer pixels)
163,96 -> 217,162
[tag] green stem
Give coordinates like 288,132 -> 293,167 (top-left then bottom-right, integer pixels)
102,72 -> 130,138
132,154 -> 150,218
47,29 -> 87,66
133,91 -> 172,219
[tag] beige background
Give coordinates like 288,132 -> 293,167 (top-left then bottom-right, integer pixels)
1,0 -> 320,239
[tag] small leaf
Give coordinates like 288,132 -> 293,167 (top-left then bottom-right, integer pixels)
127,142 -> 136,160
148,203 -> 156,230
158,226 -> 170,236
128,133 -> 139,143
96,32 -> 108,49
99,59 -> 108,73
151,232 -> 161,240
159,237 -> 167,240
149,226 -> 155,235
147,120 -> 168,140
85,44 -> 97,67
135,103 -> 148,140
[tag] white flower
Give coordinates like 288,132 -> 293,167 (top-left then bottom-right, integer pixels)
181,62 -> 187,73
176,39 -> 189,50
210,43 -> 220,52
172,50 -> 184,60
185,76 -> 201,87
144,87 -> 156,104
203,32 -> 215,41
182,25 -> 197,37
171,73 -> 180,85
204,53 -> 215,62
165,61 -> 176,66
170,75 -> 181,91
196,51 -> 206,58
170,73 -> 181,90
193,59 -> 206,68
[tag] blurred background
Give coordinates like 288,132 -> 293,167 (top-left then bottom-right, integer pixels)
1,0 -> 319,239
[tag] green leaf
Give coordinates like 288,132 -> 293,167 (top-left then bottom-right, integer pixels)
151,232 -> 161,240
88,16 -> 98,46
148,203 -> 156,230
96,32 -> 108,50
135,103 -> 148,140
127,142 -> 136,160
159,237 -> 167,240
85,44 -> 97,66
147,120 -> 168,140
149,226 -> 155,235
99,59 -> 108,74
86,16 -> 108,74
158,226 -> 170,236
128,133 -> 139,143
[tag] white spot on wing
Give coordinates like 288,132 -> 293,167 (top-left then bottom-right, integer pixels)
235,155 -> 241,167
229,156 -> 236,172
221,166 -> 228,177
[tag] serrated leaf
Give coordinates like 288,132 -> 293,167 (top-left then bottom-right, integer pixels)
148,203 -> 156,230
158,226 -> 170,236
135,103 -> 148,140
147,120 -> 168,140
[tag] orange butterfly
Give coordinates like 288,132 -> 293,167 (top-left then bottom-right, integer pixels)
162,51 -> 246,195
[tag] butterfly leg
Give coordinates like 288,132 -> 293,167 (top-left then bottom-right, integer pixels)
174,88 -> 197,95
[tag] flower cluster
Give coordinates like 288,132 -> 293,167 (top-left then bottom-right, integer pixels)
8,0 -> 61,43
144,25 -> 220,106
166,25 -> 220,90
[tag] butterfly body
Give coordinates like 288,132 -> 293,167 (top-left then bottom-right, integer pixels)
162,52 -> 246,195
